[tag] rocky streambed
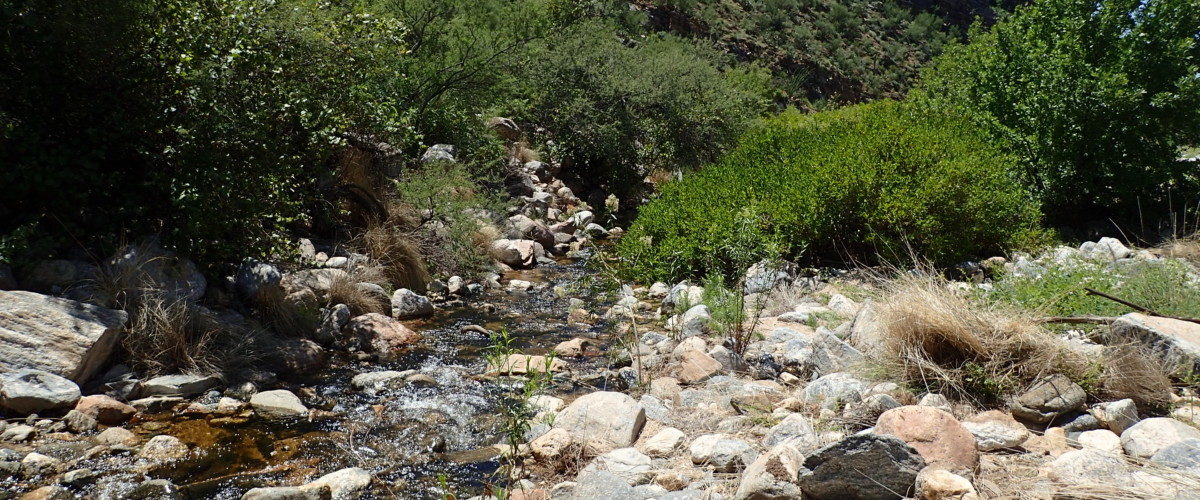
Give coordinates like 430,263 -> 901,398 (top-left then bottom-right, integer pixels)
0,252 -> 635,499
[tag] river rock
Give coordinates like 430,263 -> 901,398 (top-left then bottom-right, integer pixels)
491,354 -> 567,375
1078,429 -> 1122,454
1091,399 -> 1139,435
350,371 -> 410,392
1120,417 -> 1200,459
875,406 -> 978,470
961,410 -> 1030,451
347,313 -> 420,353
689,434 -> 758,472
138,374 -> 220,397
236,259 -> 282,299
287,269 -> 349,295
128,479 -> 184,500
640,427 -> 686,458
1010,374 -> 1086,423
1044,448 -> 1127,485
764,413 -> 817,449
915,467 -> 978,500
490,239 -> 543,269
663,283 -> 704,313
1,424 -> 35,442
390,288 -> 433,319
572,470 -> 639,500
303,467 -> 372,500
1149,438 -> 1200,470
63,409 -> 97,433
733,442 -> 804,500
583,447 -> 654,485
802,372 -> 867,409
95,427 -> 138,446
20,452 -> 62,478
139,435 -> 189,461
74,395 -> 137,425
798,434 -> 925,500
0,369 -> 81,414
553,338 -> 594,358
676,349 -> 722,384
843,394 -> 902,429
507,214 -> 556,248
270,337 -> 329,376
0,291 -> 127,383
108,241 -> 207,302
678,305 -> 712,338
242,485 -> 331,500
554,391 -> 646,453
530,428 -> 574,463
1107,313 -> 1200,372
250,390 -> 308,419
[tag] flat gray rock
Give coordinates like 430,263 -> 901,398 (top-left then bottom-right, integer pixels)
0,369 -> 81,415
0,291 -> 126,384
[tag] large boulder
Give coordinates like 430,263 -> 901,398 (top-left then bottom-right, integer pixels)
874,406 -> 979,470
346,313 -> 421,353
799,434 -> 925,500
0,370 -> 81,415
1010,374 -> 1086,424
554,392 -> 646,453
1108,313 -> 1200,372
287,269 -> 350,295
734,443 -> 804,500
390,289 -> 433,319
676,349 -> 722,384
0,291 -> 127,383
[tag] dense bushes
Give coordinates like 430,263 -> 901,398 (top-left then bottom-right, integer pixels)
917,0 -> 1200,224
1,0 -> 415,266
617,101 -> 1041,282
641,0 -> 962,105
513,20 -> 771,192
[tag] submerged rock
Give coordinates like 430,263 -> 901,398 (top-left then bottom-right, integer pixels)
138,374 -> 221,398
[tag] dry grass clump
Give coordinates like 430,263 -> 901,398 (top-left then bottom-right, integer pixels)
511,141 -> 539,164
327,268 -> 388,316
124,293 -> 265,376
1100,344 -> 1174,409
1154,233 -> 1200,263
253,285 -> 319,338
874,274 -> 1091,404
358,220 -> 430,292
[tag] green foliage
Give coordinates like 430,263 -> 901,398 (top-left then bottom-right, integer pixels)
917,0 -> 1200,223
1,0 -> 417,266
644,0 -> 961,105
982,256 -> 1200,318
392,160 -> 507,279
513,20 -> 771,193
617,100 -> 1042,283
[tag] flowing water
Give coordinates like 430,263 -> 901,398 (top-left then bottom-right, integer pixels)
51,251 -> 619,499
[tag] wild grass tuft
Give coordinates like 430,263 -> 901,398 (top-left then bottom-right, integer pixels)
873,273 -> 1091,404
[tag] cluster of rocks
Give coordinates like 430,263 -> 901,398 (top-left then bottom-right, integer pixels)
485,240 -> 1200,500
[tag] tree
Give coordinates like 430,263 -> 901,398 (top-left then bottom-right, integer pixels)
918,0 -> 1200,224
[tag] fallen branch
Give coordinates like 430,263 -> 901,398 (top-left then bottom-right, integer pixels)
1036,316 -> 1117,325
1083,287 -> 1200,324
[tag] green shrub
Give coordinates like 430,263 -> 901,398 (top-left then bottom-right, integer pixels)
617,100 -> 1042,282
1,0 -> 416,266
916,0 -> 1200,223
513,20 -> 771,195
983,256 -> 1200,319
